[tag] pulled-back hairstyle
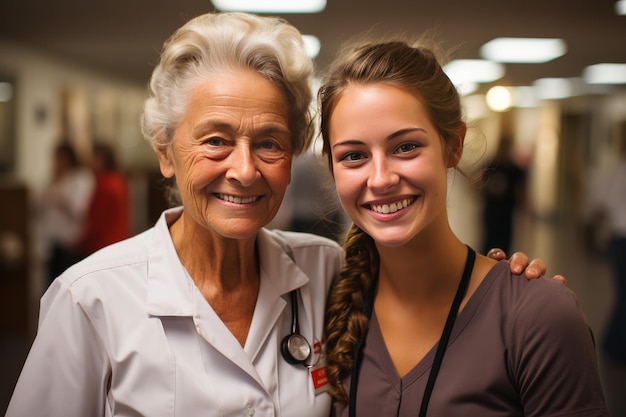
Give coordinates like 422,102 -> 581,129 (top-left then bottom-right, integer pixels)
141,11 -> 314,156
319,38 -> 466,402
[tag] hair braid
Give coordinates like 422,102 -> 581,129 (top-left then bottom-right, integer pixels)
324,223 -> 379,402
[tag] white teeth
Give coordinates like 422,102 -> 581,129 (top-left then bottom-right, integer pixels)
370,198 -> 413,214
217,193 -> 258,204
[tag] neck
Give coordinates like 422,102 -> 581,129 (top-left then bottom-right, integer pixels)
169,212 -> 259,295
169,212 -> 260,346
375,228 -> 467,304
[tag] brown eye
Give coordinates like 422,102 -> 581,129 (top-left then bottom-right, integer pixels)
341,152 -> 364,162
259,141 -> 279,150
396,143 -> 419,153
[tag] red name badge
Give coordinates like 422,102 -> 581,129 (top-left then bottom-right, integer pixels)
310,365 -> 329,394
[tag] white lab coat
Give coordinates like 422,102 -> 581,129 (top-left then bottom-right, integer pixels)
7,207 -> 342,417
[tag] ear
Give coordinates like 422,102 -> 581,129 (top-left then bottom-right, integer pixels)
156,144 -> 175,178
447,123 -> 467,168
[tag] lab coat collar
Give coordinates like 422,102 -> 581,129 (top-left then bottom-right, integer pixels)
255,228 -> 310,295
145,208 -> 310,317
146,207 -> 194,316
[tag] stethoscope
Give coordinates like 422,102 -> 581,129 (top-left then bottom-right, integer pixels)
280,289 -> 313,366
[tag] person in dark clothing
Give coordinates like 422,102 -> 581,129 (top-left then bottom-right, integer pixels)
481,135 -> 526,255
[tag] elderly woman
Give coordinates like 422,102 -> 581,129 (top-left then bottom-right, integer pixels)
7,12 -> 549,417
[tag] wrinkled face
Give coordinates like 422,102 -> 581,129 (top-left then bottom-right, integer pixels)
158,68 -> 293,240
328,83 -> 454,248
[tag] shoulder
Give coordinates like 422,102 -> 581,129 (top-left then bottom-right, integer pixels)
57,228 -> 152,289
266,228 -> 343,255
504,269 -> 581,316
261,228 -> 344,285
482,268 -> 607,414
484,262 -> 592,344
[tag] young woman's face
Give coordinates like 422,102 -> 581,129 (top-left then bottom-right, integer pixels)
328,83 -> 453,247
158,68 -> 293,240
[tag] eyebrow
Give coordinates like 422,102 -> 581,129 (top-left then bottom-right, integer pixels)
332,127 -> 427,149
192,119 -> 291,138
191,119 -> 232,137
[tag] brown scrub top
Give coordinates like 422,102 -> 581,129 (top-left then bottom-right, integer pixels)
332,261 -> 608,417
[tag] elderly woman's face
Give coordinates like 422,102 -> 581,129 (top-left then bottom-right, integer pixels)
158,68 -> 293,240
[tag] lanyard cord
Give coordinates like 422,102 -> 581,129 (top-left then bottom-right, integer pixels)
348,279 -> 377,417
348,246 -> 476,417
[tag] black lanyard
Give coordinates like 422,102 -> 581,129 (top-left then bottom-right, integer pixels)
349,246 -> 476,417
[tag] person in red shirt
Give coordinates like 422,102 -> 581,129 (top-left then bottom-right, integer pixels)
77,143 -> 131,256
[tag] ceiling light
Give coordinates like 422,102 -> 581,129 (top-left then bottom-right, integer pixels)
533,78 -> 573,100
455,82 -> 478,96
486,86 -> 513,112
211,0 -> 326,13
513,86 -> 541,108
0,82 -> 13,102
444,59 -> 505,84
616,0 -> 626,15
480,38 -> 566,63
583,63 -> 626,84
302,35 -> 321,59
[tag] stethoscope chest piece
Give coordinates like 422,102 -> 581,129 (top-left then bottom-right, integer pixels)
281,333 -> 311,364
281,289 -> 312,366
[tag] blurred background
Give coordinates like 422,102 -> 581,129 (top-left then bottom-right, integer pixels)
1,0 -> 625,414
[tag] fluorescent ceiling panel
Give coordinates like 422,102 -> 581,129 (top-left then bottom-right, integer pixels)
583,63 -> 626,84
513,86 -> 541,108
0,82 -> 13,102
480,38 -> 566,63
444,59 -> 505,84
211,0 -> 326,13
455,81 -> 478,96
533,78 -> 573,99
302,35 -> 321,59
616,0 -> 626,15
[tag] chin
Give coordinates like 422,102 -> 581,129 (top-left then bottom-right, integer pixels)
215,221 -> 265,241
363,230 -> 411,248
374,238 -> 410,248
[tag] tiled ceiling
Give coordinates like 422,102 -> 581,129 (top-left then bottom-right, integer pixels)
1,0 -> 625,92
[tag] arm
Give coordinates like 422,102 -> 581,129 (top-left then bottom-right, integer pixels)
487,248 -> 567,284
6,280 -> 109,417
509,280 -> 608,416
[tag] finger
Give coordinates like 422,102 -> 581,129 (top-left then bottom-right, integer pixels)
524,258 -> 547,279
487,248 -> 506,260
509,252 -> 528,275
552,274 -> 568,286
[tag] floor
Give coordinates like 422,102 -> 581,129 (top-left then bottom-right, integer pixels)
1,202 -> 625,415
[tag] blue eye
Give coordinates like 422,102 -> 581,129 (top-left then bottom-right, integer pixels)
206,137 -> 225,146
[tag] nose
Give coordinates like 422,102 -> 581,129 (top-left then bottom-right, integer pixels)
367,155 -> 399,191
226,142 -> 260,186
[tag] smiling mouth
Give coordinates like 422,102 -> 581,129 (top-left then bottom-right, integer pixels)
368,197 -> 415,214
216,193 -> 260,204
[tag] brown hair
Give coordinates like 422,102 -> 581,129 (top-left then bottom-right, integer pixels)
319,38 -> 466,402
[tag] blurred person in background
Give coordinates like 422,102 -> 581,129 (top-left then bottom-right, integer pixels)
286,149 -> 346,241
36,142 -> 94,286
480,134 -> 527,255
583,128 -> 626,415
7,12 -> 551,417
75,142 -> 131,257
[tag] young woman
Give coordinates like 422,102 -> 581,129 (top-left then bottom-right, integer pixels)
320,39 -> 608,416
